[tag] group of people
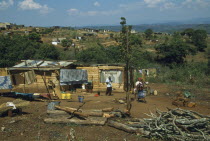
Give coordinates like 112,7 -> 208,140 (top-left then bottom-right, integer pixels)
105,76 -> 146,102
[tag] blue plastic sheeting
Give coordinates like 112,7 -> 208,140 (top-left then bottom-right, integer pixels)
15,92 -> 34,99
0,76 -> 12,89
60,69 -> 88,85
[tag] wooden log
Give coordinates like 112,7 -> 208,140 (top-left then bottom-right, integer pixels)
48,109 -> 103,117
44,117 -> 107,125
107,120 -> 150,135
127,124 -> 145,128
47,110 -> 70,117
54,105 -> 88,118
102,107 -> 114,112
107,120 -> 138,133
174,118 -> 209,125
82,111 -> 103,117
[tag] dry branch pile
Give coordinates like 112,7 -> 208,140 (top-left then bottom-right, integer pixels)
127,108 -> 210,141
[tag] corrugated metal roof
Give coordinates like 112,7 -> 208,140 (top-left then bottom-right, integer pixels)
13,60 -> 43,67
13,60 -> 74,68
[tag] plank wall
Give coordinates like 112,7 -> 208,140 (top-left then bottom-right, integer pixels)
77,66 -> 125,92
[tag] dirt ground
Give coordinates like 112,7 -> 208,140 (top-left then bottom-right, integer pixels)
0,83 -> 210,141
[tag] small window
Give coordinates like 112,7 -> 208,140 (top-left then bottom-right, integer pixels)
100,70 -> 122,83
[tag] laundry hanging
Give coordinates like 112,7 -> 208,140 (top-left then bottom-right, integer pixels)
60,69 -> 88,85
0,76 -> 12,89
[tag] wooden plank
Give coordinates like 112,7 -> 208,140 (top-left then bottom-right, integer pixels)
44,117 -> 107,125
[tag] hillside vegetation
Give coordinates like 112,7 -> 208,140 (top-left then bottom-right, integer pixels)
0,23 -> 209,91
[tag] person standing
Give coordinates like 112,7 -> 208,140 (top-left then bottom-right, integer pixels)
135,77 -> 146,102
106,76 -> 112,96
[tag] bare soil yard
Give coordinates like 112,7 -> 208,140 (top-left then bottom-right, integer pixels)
0,83 -> 210,141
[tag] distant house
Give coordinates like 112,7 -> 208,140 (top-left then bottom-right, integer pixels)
4,32 -> 13,36
76,36 -> 82,40
0,22 -> 13,30
51,38 -> 67,45
131,29 -> 136,34
58,38 -> 66,42
52,41 -> 58,45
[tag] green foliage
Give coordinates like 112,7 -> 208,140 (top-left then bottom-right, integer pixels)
144,29 -> 153,40
191,29 -> 207,52
28,32 -> 41,42
34,44 -> 59,60
76,46 -> 108,64
40,28 -> 54,34
129,34 -> 142,46
150,63 -> 209,88
207,48 -> 210,75
0,34 -> 59,67
155,33 -> 193,65
181,28 -> 194,38
61,39 -> 72,50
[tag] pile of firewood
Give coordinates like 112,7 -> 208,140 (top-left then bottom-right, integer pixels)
124,108 -> 210,141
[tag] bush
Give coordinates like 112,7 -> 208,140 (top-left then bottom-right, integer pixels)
148,63 -> 209,88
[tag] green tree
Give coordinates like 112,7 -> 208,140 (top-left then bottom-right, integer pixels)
191,29 -> 207,52
28,32 -> 42,42
181,28 -> 194,38
155,33 -> 191,65
76,46 -> 108,64
34,44 -> 59,60
207,48 -> 210,75
129,34 -> 142,46
0,34 -> 60,67
144,29 -> 153,40
61,39 -> 72,50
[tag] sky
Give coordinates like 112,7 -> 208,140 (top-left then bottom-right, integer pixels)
0,0 -> 210,27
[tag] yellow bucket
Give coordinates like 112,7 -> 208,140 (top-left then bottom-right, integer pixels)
66,93 -> 71,99
61,94 -> 67,99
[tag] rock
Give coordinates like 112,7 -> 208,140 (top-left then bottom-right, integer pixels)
1,126 -> 5,132
9,120 -> 16,124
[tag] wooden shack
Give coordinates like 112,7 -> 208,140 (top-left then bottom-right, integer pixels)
77,64 -> 134,93
8,60 -> 78,94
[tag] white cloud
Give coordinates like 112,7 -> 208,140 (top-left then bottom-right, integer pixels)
119,2 -> 144,11
161,2 -> 176,10
18,0 -> 52,14
67,8 -> 79,15
144,0 -> 165,8
0,0 -> 14,10
67,8 -> 121,16
182,0 -> 210,9
94,1 -> 100,7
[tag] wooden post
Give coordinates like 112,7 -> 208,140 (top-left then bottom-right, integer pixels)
23,72 -> 26,93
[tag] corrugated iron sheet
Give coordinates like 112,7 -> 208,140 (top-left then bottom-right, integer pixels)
12,60 -> 74,68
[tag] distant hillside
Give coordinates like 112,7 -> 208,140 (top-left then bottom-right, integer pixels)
77,24 -> 210,34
